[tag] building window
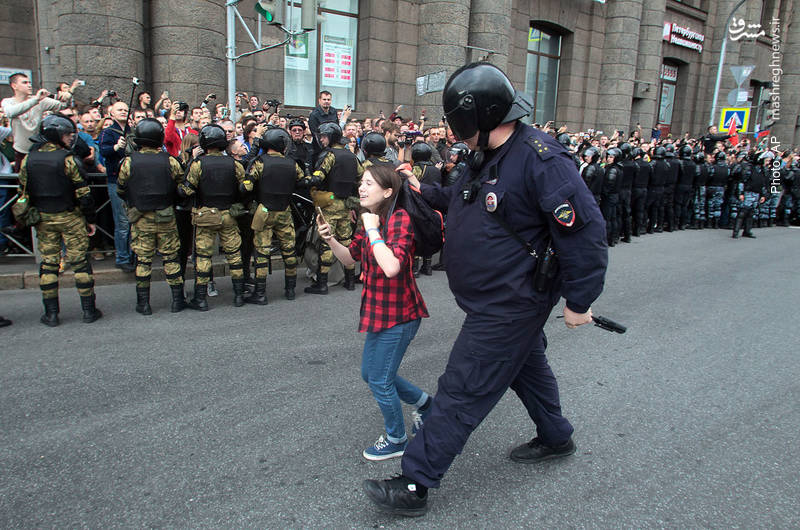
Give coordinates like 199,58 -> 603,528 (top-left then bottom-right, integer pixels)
284,0 -> 358,109
657,63 -> 679,135
524,26 -> 561,125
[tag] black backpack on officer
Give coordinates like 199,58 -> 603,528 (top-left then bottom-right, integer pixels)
386,180 -> 444,257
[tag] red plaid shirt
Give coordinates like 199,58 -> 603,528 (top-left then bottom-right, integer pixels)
349,209 -> 429,333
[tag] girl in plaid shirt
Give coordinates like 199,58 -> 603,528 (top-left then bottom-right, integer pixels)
318,165 -> 432,461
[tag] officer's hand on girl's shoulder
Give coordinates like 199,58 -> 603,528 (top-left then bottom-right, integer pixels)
563,306 -> 592,329
86,224 -> 96,236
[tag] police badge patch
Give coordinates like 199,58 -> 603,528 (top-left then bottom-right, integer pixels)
552,199 -> 584,232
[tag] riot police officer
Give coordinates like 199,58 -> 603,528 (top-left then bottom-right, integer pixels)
179,124 -> 249,308
305,122 -> 363,294
410,142 -> 442,276
17,114 -> 102,326
245,128 -> 307,303
732,151 -> 764,239
443,142 -> 469,187
647,146 -> 669,233
631,147 -> 651,236
116,118 -> 187,314
580,146 -> 603,205
675,144 -> 696,230
361,131 -> 394,169
602,147 -> 622,246
707,151 -> 729,228
617,142 -> 635,242
662,143 -> 679,231
691,151 -> 709,229
757,151 -> 778,227
363,63 -> 608,517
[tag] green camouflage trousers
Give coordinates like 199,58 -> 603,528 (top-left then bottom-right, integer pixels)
131,212 -> 183,288
318,198 -> 355,274
194,210 -> 243,285
35,209 -> 93,300
253,206 -> 297,280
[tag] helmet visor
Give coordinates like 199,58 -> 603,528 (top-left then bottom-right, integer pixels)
444,95 -> 478,141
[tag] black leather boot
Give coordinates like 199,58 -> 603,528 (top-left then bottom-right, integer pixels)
284,276 -> 296,300
170,284 -> 187,313
188,283 -> 209,311
421,257 -> 433,275
232,278 -> 246,307
743,217 -> 756,238
731,216 -> 742,238
304,272 -> 328,294
80,294 -> 103,323
135,286 -> 152,315
40,297 -> 59,327
245,279 -> 268,305
343,269 -> 356,291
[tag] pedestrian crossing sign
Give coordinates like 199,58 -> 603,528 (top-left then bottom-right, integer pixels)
719,108 -> 749,133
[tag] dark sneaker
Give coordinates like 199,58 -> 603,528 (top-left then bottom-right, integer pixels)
363,435 -> 406,461
115,262 -> 135,273
363,475 -> 428,517
509,437 -> 576,464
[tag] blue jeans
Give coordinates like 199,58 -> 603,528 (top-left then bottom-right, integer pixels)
106,182 -> 131,264
361,318 -> 428,444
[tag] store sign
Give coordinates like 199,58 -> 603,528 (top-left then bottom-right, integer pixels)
0,67 -> 33,85
416,70 -> 447,96
321,35 -> 354,89
663,22 -> 704,53
660,64 -> 678,82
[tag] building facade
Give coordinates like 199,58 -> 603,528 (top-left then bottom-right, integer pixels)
2,0 -> 798,146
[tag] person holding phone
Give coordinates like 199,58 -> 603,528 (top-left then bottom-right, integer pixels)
318,164 -> 432,461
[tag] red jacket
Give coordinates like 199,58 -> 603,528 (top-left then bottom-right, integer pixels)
164,120 -> 198,157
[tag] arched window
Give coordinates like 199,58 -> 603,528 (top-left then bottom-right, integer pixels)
524,25 -> 561,125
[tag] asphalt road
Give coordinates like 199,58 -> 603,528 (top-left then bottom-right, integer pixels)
1,226 -> 799,528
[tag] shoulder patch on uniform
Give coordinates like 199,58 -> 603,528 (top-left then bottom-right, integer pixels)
524,135 -> 556,161
552,199 -> 585,232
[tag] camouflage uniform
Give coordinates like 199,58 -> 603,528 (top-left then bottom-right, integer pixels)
311,146 -> 363,276
247,153 -> 306,282
116,147 -> 185,289
18,143 -> 101,324
179,152 -> 246,286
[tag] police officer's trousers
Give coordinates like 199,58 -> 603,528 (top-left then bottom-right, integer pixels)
401,312 -> 573,488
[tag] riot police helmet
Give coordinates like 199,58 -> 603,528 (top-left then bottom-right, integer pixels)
442,62 -> 532,143
606,147 -> 622,162
199,124 -> 228,151
583,146 -> 601,164
411,141 -> 433,163
556,132 -> 572,147
262,127 -> 291,154
632,147 -> 644,159
619,142 -> 632,159
679,144 -> 693,159
714,151 -> 727,163
39,113 -> 77,148
361,132 -> 386,157
664,143 -> 676,157
133,118 -> 165,148
318,122 -> 343,145
653,146 -> 667,159
692,151 -> 705,164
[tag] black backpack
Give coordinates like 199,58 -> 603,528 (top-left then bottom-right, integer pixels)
386,179 -> 444,256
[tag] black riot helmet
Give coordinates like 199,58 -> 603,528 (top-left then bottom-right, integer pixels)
679,144 -> 693,159
692,151 -> 705,164
632,147 -> 644,160
318,122 -> 343,146
619,142 -> 632,159
199,124 -> 228,151
664,143 -> 676,158
411,141 -> 433,163
714,151 -> 727,163
449,142 -> 469,162
262,127 -> 291,154
38,113 -> 77,148
735,150 -> 747,161
361,132 -> 386,157
133,118 -> 165,148
606,147 -> 622,162
653,146 -> 666,159
556,132 -> 572,147
583,146 -> 601,164
442,62 -> 532,145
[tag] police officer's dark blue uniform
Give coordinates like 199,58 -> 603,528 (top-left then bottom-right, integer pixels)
362,63 -> 609,517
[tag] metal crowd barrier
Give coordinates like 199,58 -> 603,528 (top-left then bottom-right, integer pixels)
0,173 -> 114,259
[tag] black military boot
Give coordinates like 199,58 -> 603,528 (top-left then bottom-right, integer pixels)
731,216 -> 743,238
245,279 -> 268,305
232,278 -> 246,307
343,269 -> 356,291
711,218 -> 718,229
767,218 -> 773,227
284,276 -> 296,300
432,252 -> 446,271
304,272 -> 328,295
135,286 -> 152,315
743,217 -> 756,238
80,295 -> 103,323
188,283 -> 209,311
40,297 -> 60,327
170,284 -> 187,313
412,257 -> 421,278
421,257 -> 433,276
